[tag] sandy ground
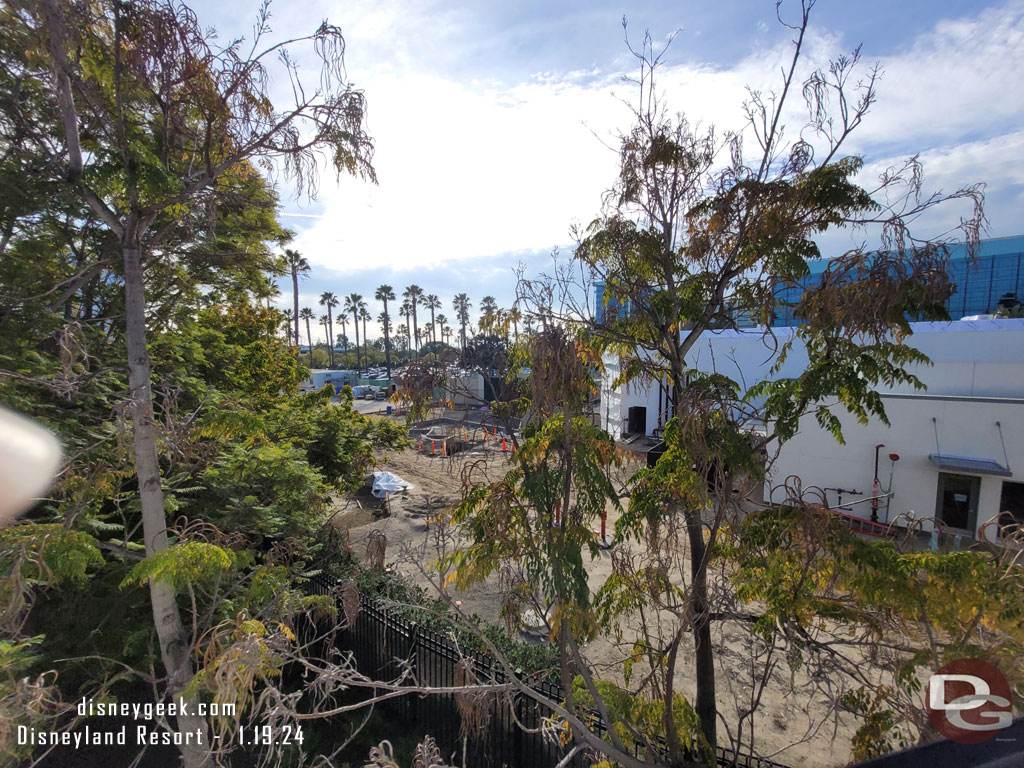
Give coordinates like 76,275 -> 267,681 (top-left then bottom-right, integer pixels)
331,431 -> 858,768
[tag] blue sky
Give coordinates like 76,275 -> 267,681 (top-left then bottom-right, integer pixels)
202,0 -> 1024,342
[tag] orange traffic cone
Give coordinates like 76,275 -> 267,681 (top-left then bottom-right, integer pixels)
502,436 -> 507,452
442,440 -> 447,457
431,440 -> 436,454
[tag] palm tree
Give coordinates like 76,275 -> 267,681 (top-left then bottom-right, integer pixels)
338,314 -> 348,353
507,306 -> 522,343
319,291 -> 339,367
436,313 -> 449,347
423,293 -> 441,345
300,307 -> 314,354
359,304 -> 371,371
479,295 -> 498,333
344,293 -> 364,372
319,314 -> 330,363
375,284 -> 396,380
284,249 -> 309,346
403,285 -> 424,355
399,299 -> 412,352
281,308 -> 295,343
259,281 -> 282,311
453,293 -> 471,355
377,309 -> 392,371
494,308 -> 508,339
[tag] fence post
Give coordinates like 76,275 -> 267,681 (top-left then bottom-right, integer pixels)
408,622 -> 419,723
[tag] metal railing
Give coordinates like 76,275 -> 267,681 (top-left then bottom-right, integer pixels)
304,573 -> 790,768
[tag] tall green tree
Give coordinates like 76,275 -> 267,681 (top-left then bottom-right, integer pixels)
319,314 -> 331,355
359,303 -> 371,368
566,15 -> 984,759
375,284 -> 396,379
284,249 -> 310,346
403,284 -> 424,355
300,306 -> 315,352
423,293 -> 441,345
450,8 -> 986,764
453,293 -> 471,356
280,307 -> 295,343
337,312 -> 349,355
436,313 -> 450,347
344,293 -> 364,371
507,306 -> 521,343
478,295 -> 498,332
7,3 -> 376,763
399,298 -> 412,352
320,291 -> 340,367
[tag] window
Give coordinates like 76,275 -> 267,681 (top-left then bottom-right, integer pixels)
999,481 -> 1024,527
935,472 -> 980,533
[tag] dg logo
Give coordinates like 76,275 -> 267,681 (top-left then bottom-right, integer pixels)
927,659 -> 1013,745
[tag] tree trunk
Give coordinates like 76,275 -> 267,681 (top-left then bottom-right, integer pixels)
687,510 -> 717,754
291,269 -> 299,346
669,368 -> 716,757
352,310 -> 360,372
326,308 -> 334,368
411,307 -> 418,355
383,300 -> 392,380
123,239 -> 210,767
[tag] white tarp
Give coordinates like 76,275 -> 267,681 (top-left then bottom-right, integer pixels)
371,471 -> 413,499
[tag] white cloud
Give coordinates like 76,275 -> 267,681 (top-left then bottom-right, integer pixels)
850,1 -> 1024,149
267,0 -> 1024,336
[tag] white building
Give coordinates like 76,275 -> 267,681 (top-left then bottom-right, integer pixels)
600,319 -> 1024,542
301,369 -> 358,393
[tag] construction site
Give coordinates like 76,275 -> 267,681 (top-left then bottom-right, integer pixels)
328,402 -> 870,768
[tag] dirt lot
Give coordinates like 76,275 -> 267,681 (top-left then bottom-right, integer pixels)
331,433 -> 857,768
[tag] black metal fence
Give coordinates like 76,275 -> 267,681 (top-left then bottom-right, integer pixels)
304,573 -> 788,768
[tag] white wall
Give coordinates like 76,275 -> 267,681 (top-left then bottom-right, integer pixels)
600,320 -> 1024,539
602,320 -> 1024,433
768,395 -> 1022,541
445,372 -> 484,405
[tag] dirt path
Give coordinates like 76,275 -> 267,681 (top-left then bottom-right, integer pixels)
331,443 -> 856,767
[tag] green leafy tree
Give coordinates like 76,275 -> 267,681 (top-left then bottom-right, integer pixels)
478,7 -> 984,763
2,1 -> 376,764
445,327 -> 667,766
563,13 -> 984,757
720,505 -> 1024,759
